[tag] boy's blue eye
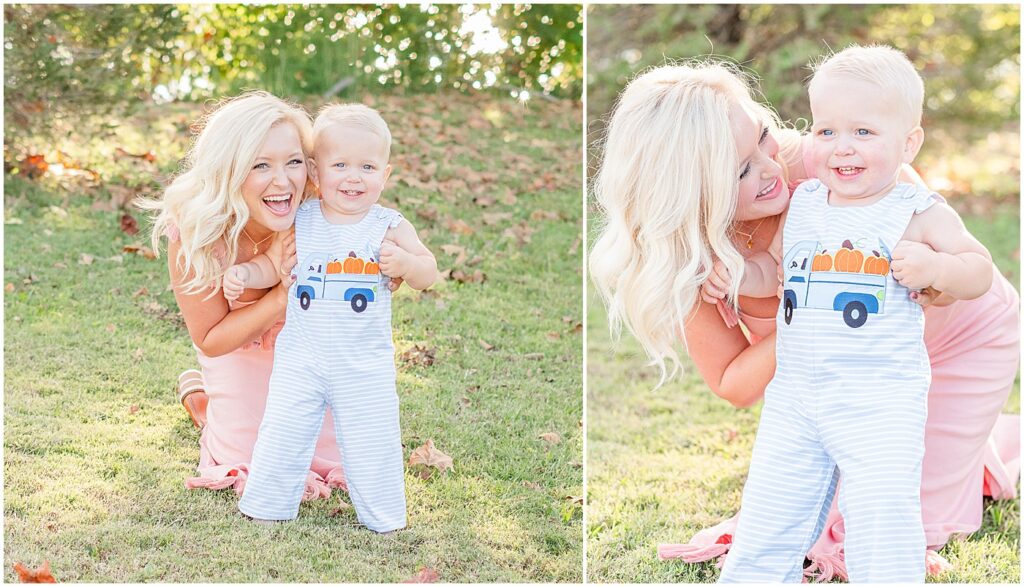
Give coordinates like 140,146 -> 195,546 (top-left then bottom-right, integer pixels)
820,129 -> 833,137
334,162 -> 346,168
855,129 -> 871,136
363,164 -> 375,171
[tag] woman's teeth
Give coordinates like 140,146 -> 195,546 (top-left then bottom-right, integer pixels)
262,194 -> 292,215
756,178 -> 778,198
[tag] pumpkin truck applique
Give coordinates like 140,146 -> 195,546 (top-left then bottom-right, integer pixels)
295,251 -> 383,313
782,238 -> 892,329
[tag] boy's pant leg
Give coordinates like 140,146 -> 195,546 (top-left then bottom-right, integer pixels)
720,400 -> 838,583
329,372 -> 407,533
825,390 -> 927,583
238,357 -> 327,521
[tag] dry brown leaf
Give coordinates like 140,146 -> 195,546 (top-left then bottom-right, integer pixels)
122,244 -> 158,260
5,283 -> 14,293
473,195 -> 495,207
482,212 -> 513,226
400,344 -> 437,368
79,253 -> 94,265
725,429 -> 739,443
53,261 -> 67,269
478,339 -> 495,351
503,223 -> 535,245
108,185 -> 135,209
570,322 -> 583,335
522,352 -> 544,360
445,218 -> 475,236
545,331 -> 561,341
567,236 -> 581,256
128,404 -> 139,415
329,500 -> 353,516
538,432 -> 561,444
466,255 -> 484,267
523,480 -> 542,491
416,207 -> 439,223
451,270 -> 486,284
133,348 -> 145,360
408,439 -> 454,480
440,244 -> 467,266
460,396 -> 472,407
120,213 -> 139,235
105,323 -> 116,333
402,567 -> 441,583
565,495 -> 584,506
530,209 -> 561,221
132,287 -> 149,298
12,560 -> 57,583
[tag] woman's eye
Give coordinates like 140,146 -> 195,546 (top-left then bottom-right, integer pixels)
758,126 -> 769,144
739,163 -> 751,180
253,162 -> 269,170
288,158 -> 304,165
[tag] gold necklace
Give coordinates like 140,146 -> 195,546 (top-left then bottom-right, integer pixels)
241,228 -> 273,255
734,217 -> 768,250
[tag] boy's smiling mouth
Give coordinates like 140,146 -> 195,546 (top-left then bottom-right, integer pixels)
340,189 -> 365,198
834,166 -> 865,178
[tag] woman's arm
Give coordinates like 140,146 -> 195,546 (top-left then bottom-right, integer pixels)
682,299 -> 776,408
168,239 -> 288,357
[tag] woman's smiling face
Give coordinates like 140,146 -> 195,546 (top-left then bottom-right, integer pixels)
239,122 -> 307,236
730,101 -> 790,222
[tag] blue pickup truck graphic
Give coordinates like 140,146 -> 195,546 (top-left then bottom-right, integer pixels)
782,240 -> 892,328
294,252 -> 380,313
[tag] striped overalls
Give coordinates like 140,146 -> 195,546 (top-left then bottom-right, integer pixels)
238,202 -> 407,533
720,181 -> 936,582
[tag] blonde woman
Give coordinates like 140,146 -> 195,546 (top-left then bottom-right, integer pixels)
590,60 -> 1019,580
144,91 -> 350,500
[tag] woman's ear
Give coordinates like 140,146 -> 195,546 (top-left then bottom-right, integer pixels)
902,126 -> 924,164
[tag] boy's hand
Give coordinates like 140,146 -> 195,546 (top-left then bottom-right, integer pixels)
910,286 -> 942,307
776,262 -> 784,299
223,264 -> 250,302
378,239 -> 411,278
891,240 -> 940,290
700,258 -> 732,304
387,276 -> 405,292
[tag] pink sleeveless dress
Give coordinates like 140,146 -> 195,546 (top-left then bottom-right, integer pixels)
667,170 -> 1020,580
166,223 -> 347,500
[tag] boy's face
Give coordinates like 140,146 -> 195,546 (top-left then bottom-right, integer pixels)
312,123 -> 391,222
809,74 -> 922,203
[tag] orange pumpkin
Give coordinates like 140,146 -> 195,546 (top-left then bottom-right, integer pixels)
812,250 -> 833,272
863,251 -> 890,275
343,251 -> 364,273
833,240 -> 864,273
326,259 -> 343,274
364,259 -> 380,274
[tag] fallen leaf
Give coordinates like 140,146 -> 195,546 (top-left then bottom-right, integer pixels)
545,331 -> 561,341
402,567 -> 440,583
133,348 -> 145,360
523,480 -> 542,491
416,207 -> 439,223
466,255 -> 484,267
79,253 -> 94,265
128,404 -> 139,414
132,287 -> 149,298
123,244 -> 158,260
451,269 -> 486,284
400,344 -> 437,368
408,439 -> 454,480
530,209 -> 561,221
12,560 -> 57,583
5,283 -> 14,293
440,244 -> 467,266
567,236 -> 581,256
570,322 -> 583,335
725,429 -> 738,443
522,352 -> 544,360
445,218 -> 475,236
328,500 -> 353,517
482,212 -> 513,226
478,339 -> 495,351
106,323 -> 116,333
120,213 -> 139,235
460,396 -> 472,407
565,495 -> 584,506
108,185 -> 135,209
473,195 -> 495,207
503,222 -> 535,245
538,432 -> 561,444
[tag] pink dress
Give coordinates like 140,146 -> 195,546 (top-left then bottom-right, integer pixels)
166,224 -> 347,500
667,176 -> 1020,580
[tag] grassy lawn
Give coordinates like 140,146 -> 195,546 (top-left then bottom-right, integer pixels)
4,92 -> 583,582
586,204 -> 1020,583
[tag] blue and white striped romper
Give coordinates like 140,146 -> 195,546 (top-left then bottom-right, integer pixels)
238,202 -> 407,533
719,180 -> 938,583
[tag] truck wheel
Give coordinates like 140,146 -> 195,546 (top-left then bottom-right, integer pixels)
843,301 -> 868,328
300,292 -> 311,310
784,298 -> 794,325
351,294 -> 367,313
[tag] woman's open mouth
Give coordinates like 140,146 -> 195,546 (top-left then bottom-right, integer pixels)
262,193 -> 293,216
755,177 -> 783,201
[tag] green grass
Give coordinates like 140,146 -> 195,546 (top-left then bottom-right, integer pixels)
586,204 -> 1020,583
4,92 -> 583,582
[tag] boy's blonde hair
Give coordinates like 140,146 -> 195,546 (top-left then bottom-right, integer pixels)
590,59 -> 793,384
142,91 -> 314,295
313,103 -> 392,159
810,44 -> 924,130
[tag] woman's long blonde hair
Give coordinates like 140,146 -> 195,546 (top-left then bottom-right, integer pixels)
590,60 -> 792,384
141,91 -> 314,295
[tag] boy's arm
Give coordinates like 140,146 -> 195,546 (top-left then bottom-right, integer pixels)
893,203 -> 993,300
379,219 -> 437,290
237,254 -> 280,289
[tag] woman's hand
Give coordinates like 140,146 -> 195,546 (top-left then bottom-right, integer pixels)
700,258 -> 732,304
266,228 -> 297,278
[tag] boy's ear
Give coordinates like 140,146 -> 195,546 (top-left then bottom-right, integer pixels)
382,163 -> 392,185
308,158 -> 319,187
902,126 -> 924,164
